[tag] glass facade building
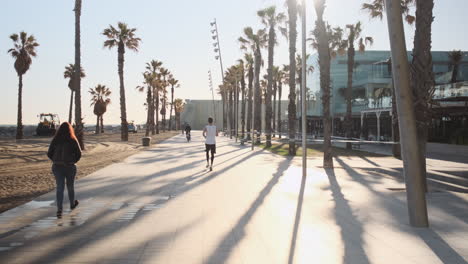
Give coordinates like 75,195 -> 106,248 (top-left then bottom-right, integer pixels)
306,50 -> 468,143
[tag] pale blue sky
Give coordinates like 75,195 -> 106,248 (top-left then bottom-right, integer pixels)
1,0 -> 467,125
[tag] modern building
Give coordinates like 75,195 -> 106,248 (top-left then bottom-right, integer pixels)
306,50 -> 468,144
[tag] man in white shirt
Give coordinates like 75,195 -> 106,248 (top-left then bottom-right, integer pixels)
202,117 -> 218,171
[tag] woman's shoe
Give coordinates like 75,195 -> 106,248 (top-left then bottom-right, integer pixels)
71,200 -> 79,210
57,210 -> 62,218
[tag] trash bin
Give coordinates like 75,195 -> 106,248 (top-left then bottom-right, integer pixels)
142,137 -> 151,146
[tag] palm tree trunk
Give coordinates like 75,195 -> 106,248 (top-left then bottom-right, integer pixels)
155,91 -> 159,134
315,5 -> 333,168
391,87 -> 401,158
118,44 -> 128,141
95,115 -> 100,134
254,48 -> 262,144
241,72 -> 246,139
287,0 -> 297,155
68,90 -> 74,124
278,80 -> 282,139
100,115 -> 104,133
229,90 -> 234,139
74,0 -> 84,149
345,46 -> 355,149
265,26 -> 275,147
411,0 -> 434,192
246,66 -> 253,140
16,74 -> 23,139
169,86 -> 174,130
273,80 -> 277,138
146,87 -> 152,136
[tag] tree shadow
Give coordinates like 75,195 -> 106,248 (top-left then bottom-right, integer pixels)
325,168 -> 371,264
287,167 -> 307,264
204,157 -> 292,264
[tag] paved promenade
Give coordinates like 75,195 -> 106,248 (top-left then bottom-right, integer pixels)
0,132 -> 467,264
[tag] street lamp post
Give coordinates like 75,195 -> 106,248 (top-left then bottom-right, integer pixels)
385,0 -> 428,227
211,19 -> 229,136
208,70 -> 217,125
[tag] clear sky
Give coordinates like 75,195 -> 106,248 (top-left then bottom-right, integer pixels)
1,0 -> 467,125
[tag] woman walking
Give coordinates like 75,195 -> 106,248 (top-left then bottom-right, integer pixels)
47,122 -> 81,218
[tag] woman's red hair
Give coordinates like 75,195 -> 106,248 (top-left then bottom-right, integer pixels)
53,122 -> 78,142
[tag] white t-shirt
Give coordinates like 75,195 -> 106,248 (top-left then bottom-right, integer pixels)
205,125 -> 217,145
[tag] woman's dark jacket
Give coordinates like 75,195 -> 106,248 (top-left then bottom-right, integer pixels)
47,138 -> 82,165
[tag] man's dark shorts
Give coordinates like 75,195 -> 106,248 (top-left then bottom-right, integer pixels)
205,144 -> 216,154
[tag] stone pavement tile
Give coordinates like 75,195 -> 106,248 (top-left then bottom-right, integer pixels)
138,251 -> 172,264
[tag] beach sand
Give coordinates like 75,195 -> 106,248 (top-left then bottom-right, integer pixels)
0,130 -> 178,213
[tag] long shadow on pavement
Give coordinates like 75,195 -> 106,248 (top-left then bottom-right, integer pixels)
204,157 -> 292,264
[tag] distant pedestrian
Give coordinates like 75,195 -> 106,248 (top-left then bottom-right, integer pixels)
185,123 -> 192,142
203,117 -> 218,171
47,122 -> 81,218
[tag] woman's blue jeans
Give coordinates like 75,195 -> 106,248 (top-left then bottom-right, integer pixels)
52,164 -> 77,211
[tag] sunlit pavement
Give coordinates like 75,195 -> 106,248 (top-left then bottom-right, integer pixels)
0,131 -> 467,264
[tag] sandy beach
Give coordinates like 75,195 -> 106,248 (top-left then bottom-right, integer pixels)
0,130 -> 178,213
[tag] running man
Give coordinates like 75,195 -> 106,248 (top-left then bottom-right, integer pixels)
203,117 -> 218,171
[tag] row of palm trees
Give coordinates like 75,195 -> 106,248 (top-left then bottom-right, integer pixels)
8,11 -> 181,144
136,60 -> 181,137
216,0 -> 439,171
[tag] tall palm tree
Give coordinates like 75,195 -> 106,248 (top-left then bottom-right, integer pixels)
159,67 -> 170,131
448,50 -> 463,83
89,84 -> 111,134
237,59 -> 247,139
239,27 -> 267,143
102,22 -> 141,141
278,65 -> 289,139
136,72 -> 155,136
295,53 -> 315,128
146,60 -> 163,134
64,64 -> 85,124
174,98 -> 185,130
312,0 -> 334,168
272,66 -> 279,137
363,0 -> 434,191
168,75 -> 180,130
244,53 -> 254,140
286,0 -> 298,155
342,22 -> 373,149
8,31 -> 39,139
258,5 -> 287,147
73,0 -> 84,149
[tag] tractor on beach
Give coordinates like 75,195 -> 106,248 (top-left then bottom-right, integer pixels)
36,113 -> 60,136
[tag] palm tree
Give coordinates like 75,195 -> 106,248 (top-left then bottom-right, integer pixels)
174,98 -> 185,130
278,65 -> 289,139
146,60 -> 163,134
286,0 -> 298,155
89,84 -> 111,134
258,5 -> 287,147
136,72 -> 155,136
295,54 -> 315,130
102,22 -> 141,141
239,27 -> 267,143
244,53 -> 254,140
64,64 -> 85,124
237,59 -> 247,139
168,75 -> 180,130
159,67 -> 170,131
272,66 -> 279,137
73,0 -> 84,149
312,0 -> 334,168
342,22 -> 373,149
363,0 -> 434,191
448,50 -> 463,83
8,31 -> 39,139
